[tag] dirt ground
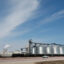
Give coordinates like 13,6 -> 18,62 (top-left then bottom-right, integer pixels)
0,57 -> 64,64
36,60 -> 64,64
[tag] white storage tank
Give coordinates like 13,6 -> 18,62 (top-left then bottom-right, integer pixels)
62,46 -> 64,54
52,45 -> 60,54
46,45 -> 52,54
39,45 -> 47,54
32,46 -> 36,54
35,44 -> 47,54
59,46 -> 63,54
0,51 -> 12,57
38,45 -> 44,54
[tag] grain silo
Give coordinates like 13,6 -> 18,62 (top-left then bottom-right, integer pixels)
52,45 -> 60,54
59,46 -> 63,54
62,46 -> 64,54
46,45 -> 52,54
38,45 -> 44,54
32,46 -> 36,54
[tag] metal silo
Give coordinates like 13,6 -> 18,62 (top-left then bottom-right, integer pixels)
35,44 -> 39,54
62,46 -> 64,54
38,45 -> 44,54
34,44 -> 47,55
32,46 -> 36,54
52,45 -> 60,54
46,45 -> 52,54
39,44 -> 47,54
39,46 -> 43,54
59,46 -> 63,54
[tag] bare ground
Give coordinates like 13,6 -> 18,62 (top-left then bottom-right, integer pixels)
36,60 -> 64,64
0,57 -> 64,64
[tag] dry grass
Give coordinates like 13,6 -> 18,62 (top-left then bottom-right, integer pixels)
36,60 -> 64,64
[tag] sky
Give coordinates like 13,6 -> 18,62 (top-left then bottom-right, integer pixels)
0,0 -> 64,51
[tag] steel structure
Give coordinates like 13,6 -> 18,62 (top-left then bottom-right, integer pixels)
27,40 -> 64,56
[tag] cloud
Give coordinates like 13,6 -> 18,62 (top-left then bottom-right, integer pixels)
52,10 -> 64,17
39,10 -> 64,25
8,28 -> 31,38
0,0 -> 39,38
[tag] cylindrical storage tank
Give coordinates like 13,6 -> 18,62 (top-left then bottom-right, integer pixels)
43,45 -> 47,54
62,46 -> 64,54
35,44 -> 40,54
52,45 -> 60,54
38,45 -> 44,54
59,46 -> 63,54
46,45 -> 52,54
38,45 -> 47,54
32,46 -> 36,54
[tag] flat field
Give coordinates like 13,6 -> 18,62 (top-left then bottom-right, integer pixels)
36,60 -> 64,64
0,57 -> 64,64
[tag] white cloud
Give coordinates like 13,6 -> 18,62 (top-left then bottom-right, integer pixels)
52,10 -> 64,17
8,29 -> 31,38
0,0 -> 39,38
39,10 -> 64,25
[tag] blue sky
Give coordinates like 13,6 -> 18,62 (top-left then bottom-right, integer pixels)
0,0 -> 64,51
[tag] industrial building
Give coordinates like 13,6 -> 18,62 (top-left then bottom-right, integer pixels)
26,40 -> 64,56
0,40 -> 64,57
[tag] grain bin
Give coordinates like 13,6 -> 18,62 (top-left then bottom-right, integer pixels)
38,45 -> 44,54
32,46 -> 36,54
38,44 -> 46,54
59,46 -> 63,54
62,46 -> 64,54
52,45 -> 60,54
46,45 -> 52,54
35,44 -> 40,54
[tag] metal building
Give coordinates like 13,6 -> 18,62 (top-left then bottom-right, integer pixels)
25,40 -> 64,56
46,45 -> 52,54
32,46 -> 36,54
